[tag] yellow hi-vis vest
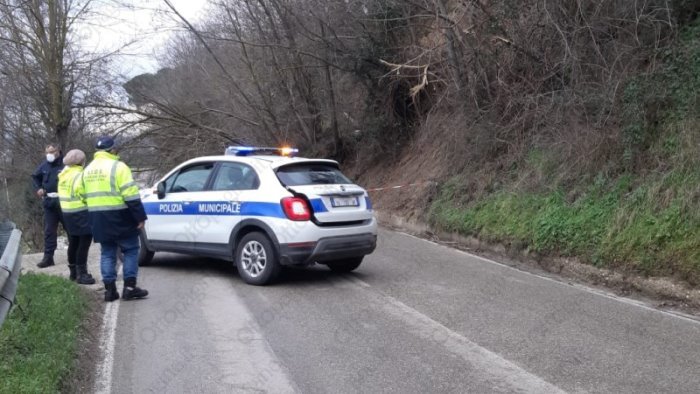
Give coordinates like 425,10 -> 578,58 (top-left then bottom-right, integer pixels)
82,151 -> 140,211
58,165 -> 87,213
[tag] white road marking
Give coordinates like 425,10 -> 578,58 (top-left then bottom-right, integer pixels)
344,275 -> 567,393
200,276 -> 298,393
95,301 -> 119,394
398,231 -> 700,325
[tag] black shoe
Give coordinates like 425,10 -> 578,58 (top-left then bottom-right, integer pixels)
123,277 -> 148,300
37,255 -> 55,268
104,282 -> 120,302
68,264 -> 77,281
76,265 -> 96,285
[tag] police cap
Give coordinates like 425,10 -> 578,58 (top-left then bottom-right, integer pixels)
95,136 -> 116,151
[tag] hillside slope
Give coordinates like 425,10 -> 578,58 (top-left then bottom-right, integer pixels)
361,18 -> 700,285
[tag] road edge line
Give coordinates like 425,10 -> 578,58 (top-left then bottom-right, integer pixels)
94,301 -> 119,394
344,275 -> 566,393
398,231 -> 700,325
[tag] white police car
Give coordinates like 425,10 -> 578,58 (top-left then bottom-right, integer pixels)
138,146 -> 377,285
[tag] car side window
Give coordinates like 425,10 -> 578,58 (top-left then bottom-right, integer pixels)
169,163 -> 215,193
212,162 -> 260,191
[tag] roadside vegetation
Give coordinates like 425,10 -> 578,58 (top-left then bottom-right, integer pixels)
0,274 -> 88,392
430,19 -> 700,284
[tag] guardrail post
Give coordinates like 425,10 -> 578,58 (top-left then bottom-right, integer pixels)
0,221 -> 23,327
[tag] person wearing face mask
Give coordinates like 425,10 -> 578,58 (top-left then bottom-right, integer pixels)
31,143 -> 66,268
57,149 -> 96,284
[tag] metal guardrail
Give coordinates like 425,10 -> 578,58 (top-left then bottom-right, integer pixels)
0,221 -> 22,327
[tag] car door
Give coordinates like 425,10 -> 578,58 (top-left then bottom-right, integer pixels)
144,162 -> 216,249
194,161 -> 262,253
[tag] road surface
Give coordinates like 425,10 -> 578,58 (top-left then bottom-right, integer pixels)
87,229 -> 700,393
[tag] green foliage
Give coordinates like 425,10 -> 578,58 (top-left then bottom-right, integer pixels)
663,19 -> 700,120
620,79 -> 648,166
619,18 -> 700,168
430,171 -> 700,284
0,274 -> 87,393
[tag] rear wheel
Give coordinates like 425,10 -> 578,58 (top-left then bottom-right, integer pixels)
137,231 -> 155,266
326,257 -> 363,273
235,232 -> 281,285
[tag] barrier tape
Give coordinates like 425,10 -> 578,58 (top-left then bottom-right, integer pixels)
366,181 -> 437,192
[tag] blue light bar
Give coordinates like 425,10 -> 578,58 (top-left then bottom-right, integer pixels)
225,146 -> 299,157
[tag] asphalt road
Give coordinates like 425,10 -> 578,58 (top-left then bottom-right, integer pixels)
101,229 -> 700,393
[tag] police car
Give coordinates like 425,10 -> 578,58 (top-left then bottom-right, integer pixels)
138,146 -> 378,285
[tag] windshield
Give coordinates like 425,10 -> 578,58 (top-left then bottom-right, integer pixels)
276,163 -> 352,186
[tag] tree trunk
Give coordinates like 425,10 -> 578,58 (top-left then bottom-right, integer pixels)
320,21 -> 341,157
436,0 -> 469,116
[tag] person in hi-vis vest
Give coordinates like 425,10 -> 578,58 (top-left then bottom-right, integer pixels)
83,136 -> 148,302
57,149 -> 96,285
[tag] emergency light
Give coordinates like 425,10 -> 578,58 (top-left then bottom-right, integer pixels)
225,146 -> 299,157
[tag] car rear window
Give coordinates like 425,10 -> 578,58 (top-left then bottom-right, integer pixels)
276,163 -> 352,186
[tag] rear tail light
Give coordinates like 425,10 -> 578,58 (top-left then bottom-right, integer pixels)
281,197 -> 311,221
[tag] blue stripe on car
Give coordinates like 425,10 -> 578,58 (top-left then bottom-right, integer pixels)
241,202 -> 286,218
145,197 -> 332,217
144,201 -> 287,218
309,198 -> 327,213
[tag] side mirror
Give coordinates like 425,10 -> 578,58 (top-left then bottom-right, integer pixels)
156,182 -> 166,199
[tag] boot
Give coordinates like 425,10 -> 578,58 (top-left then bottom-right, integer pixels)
104,282 -> 120,302
76,264 -> 96,285
122,277 -> 148,300
37,254 -> 55,268
68,264 -> 77,281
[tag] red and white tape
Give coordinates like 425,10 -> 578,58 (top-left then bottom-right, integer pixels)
366,181 -> 437,192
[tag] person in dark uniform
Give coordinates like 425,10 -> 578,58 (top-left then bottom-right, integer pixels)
31,143 -> 65,268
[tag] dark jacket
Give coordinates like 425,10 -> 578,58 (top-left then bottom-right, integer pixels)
89,207 -> 145,243
64,211 -> 90,236
31,157 -> 64,210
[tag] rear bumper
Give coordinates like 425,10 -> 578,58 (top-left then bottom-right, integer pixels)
279,233 -> 377,265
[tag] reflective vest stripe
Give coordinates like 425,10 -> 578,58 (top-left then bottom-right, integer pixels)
85,191 -> 121,198
88,204 -> 128,211
61,206 -> 88,213
110,161 -> 119,193
70,171 -> 82,200
120,181 -> 137,191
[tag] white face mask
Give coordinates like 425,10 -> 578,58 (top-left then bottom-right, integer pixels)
46,153 -> 56,163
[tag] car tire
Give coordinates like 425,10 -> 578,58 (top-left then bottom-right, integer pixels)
235,232 -> 281,285
326,257 -> 363,273
138,231 -> 155,266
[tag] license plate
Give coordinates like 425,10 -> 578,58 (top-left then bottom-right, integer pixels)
330,196 -> 359,207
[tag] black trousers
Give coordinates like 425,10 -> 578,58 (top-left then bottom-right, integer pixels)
43,202 -> 64,256
67,235 -> 92,268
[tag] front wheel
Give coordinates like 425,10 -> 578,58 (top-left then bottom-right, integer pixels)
235,232 -> 281,285
325,257 -> 363,273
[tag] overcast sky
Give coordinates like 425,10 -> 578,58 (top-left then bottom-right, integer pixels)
78,0 -> 208,78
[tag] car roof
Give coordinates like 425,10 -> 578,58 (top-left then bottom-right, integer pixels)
183,155 -> 340,170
